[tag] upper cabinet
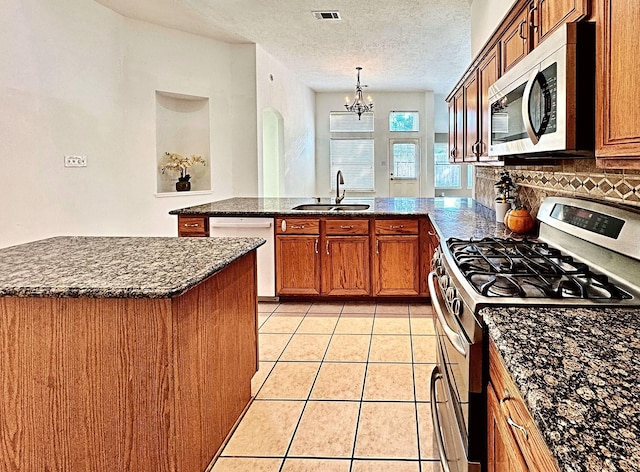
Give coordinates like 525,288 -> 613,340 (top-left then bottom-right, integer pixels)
596,0 -> 640,168
501,4 -> 531,74
447,0 -> 589,165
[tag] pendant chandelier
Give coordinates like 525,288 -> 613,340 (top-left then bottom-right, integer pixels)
344,67 -> 373,120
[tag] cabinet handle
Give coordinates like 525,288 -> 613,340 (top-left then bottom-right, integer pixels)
326,240 -> 330,255
390,225 -> 404,229
314,238 -> 319,254
529,3 -> 537,31
340,225 -> 354,229
500,390 -> 529,440
477,141 -> 484,155
290,224 -> 305,229
183,223 -> 199,227
428,230 -> 436,236
518,21 -> 526,40
450,149 -> 456,158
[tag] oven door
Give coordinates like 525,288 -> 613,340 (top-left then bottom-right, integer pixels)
428,272 -> 481,472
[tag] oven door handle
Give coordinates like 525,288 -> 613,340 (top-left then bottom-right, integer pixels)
430,366 -> 453,472
428,271 -> 467,356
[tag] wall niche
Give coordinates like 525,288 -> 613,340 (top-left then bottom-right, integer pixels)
156,91 -> 211,194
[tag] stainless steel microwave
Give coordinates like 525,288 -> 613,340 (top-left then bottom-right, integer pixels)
488,22 -> 595,158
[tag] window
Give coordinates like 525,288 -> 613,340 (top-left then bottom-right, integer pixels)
434,142 -> 461,188
330,112 -> 374,132
330,138 -> 375,191
390,139 -> 419,179
467,164 -> 474,189
389,111 -> 419,132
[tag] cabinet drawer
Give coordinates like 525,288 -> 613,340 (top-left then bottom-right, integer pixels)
375,219 -> 418,235
489,340 -> 560,471
325,219 -> 369,235
276,218 -> 319,235
178,215 -> 209,237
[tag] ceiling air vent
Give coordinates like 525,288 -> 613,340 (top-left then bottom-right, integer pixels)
312,11 -> 341,20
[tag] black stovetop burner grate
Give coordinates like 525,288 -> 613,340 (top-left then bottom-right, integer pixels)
447,237 -> 631,300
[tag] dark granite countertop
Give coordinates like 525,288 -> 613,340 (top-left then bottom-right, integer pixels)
0,236 -> 264,298
483,306 -> 640,472
169,196 -> 505,240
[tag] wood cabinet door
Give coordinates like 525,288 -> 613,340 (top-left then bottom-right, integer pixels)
478,47 -> 500,162
373,235 -> 420,296
454,88 -> 465,163
275,235 -> 320,295
447,98 -> 457,162
596,0 -> 640,168
535,0 -> 589,45
501,5 -> 531,74
419,218 -> 439,296
463,72 -> 480,161
322,236 -> 370,296
487,383 -> 529,472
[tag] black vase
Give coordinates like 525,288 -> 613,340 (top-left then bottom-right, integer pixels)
176,177 -> 191,192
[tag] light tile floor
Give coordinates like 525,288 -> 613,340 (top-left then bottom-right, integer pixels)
211,301 -> 439,472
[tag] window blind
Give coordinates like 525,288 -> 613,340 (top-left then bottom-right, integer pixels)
330,139 -> 375,191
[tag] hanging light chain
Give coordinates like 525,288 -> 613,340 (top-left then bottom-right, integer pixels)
344,67 -> 373,120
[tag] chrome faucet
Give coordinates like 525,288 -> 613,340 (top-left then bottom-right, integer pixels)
335,170 -> 345,204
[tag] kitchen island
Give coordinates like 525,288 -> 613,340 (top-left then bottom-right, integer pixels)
0,236 -> 264,472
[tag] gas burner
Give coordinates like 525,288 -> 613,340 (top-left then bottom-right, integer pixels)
448,237 -> 632,301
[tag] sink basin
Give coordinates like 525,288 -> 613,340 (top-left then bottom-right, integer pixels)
292,204 -> 337,211
292,203 -> 370,211
331,204 -> 370,211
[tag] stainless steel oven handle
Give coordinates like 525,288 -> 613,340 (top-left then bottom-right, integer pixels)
430,366 -> 453,472
428,271 -> 467,356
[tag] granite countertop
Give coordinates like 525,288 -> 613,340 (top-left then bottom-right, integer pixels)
0,236 -> 264,298
483,306 -> 640,472
169,196 -> 506,240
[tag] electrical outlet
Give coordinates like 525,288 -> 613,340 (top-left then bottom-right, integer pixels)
64,155 -> 87,167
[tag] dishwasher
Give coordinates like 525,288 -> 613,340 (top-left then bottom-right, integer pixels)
210,217 -> 276,300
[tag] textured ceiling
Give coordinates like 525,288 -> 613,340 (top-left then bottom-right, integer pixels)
94,0 -> 472,94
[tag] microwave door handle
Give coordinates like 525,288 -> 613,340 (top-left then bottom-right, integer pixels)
522,69 -> 541,145
428,272 -> 467,356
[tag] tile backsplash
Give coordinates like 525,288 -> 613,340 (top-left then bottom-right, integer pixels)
474,159 -> 640,219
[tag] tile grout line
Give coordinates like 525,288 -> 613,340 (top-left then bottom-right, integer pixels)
277,303 -> 346,472
347,305 -> 377,472
409,307 -> 424,472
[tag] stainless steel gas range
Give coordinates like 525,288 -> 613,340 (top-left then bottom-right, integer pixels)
428,196 -> 640,472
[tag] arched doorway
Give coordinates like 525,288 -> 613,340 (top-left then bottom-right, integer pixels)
262,108 -> 284,197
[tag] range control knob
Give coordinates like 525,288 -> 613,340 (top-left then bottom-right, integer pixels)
445,286 -> 457,303
439,274 -> 450,290
451,298 -> 463,318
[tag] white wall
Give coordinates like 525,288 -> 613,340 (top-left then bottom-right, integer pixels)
256,46 -> 316,197
0,0 -> 257,248
470,0 -> 516,56
315,92 -> 435,198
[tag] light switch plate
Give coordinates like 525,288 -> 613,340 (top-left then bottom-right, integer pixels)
64,155 -> 87,167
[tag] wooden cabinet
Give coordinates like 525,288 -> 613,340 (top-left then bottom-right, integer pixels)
478,47 -> 500,161
596,0 -> 640,168
449,88 -> 465,162
177,215 -> 209,237
487,340 -> 560,472
275,218 -> 321,295
420,218 -> 440,295
322,219 -> 370,296
534,0 -> 590,46
501,4 -> 531,74
373,220 -> 419,296
463,72 -> 479,161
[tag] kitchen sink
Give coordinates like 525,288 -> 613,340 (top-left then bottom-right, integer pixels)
331,204 -> 370,211
292,203 -> 370,211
